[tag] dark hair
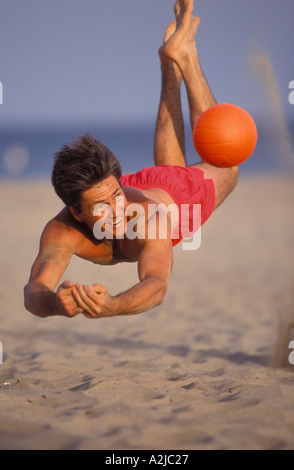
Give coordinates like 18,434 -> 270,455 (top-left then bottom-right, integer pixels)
51,134 -> 122,213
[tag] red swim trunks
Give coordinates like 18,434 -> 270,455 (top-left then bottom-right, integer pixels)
120,165 -> 215,247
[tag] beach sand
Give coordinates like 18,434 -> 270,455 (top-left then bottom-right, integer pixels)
0,174 -> 294,450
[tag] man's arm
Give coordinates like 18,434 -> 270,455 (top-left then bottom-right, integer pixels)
70,238 -> 173,318
117,238 -> 173,315
24,222 -> 80,318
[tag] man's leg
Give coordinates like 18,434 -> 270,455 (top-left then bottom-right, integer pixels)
154,18 -> 186,166
156,0 -> 238,208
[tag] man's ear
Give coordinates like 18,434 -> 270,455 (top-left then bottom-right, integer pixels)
68,206 -> 84,223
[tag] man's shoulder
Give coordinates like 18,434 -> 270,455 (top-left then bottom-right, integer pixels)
41,207 -> 85,248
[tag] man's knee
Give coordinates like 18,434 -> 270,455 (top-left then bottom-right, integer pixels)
195,161 -> 238,208
215,165 -> 238,208
227,165 -> 239,192
201,164 -> 238,208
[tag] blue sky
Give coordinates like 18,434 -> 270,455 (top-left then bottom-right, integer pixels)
0,0 -> 293,127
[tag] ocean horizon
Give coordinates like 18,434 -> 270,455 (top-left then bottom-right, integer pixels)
0,118 -> 293,180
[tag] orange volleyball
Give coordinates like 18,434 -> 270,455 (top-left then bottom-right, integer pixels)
192,103 -> 257,167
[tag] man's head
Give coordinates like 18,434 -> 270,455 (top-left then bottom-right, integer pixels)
51,134 -> 122,214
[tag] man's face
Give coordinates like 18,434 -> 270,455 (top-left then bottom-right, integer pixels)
74,175 -> 127,239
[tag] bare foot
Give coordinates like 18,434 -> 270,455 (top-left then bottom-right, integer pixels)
159,0 -> 200,67
159,19 -> 181,79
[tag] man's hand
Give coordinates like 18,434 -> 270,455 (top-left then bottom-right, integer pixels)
71,283 -> 116,318
56,280 -> 83,317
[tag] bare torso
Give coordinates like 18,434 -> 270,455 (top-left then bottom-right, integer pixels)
46,186 -> 176,266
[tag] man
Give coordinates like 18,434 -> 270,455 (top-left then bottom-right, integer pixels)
24,0 -> 238,319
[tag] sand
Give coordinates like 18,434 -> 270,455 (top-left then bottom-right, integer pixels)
0,174 -> 294,450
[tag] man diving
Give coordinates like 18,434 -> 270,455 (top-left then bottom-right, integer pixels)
24,0 -> 238,319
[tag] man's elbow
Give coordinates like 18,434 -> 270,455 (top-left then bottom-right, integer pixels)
23,289 -> 37,317
23,284 -> 32,312
23,284 -> 48,318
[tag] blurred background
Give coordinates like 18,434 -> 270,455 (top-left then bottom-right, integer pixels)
0,0 -> 293,178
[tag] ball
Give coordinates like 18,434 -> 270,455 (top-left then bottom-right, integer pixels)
192,103 -> 257,167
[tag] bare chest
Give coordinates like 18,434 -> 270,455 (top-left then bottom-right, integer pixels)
77,237 -> 139,265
